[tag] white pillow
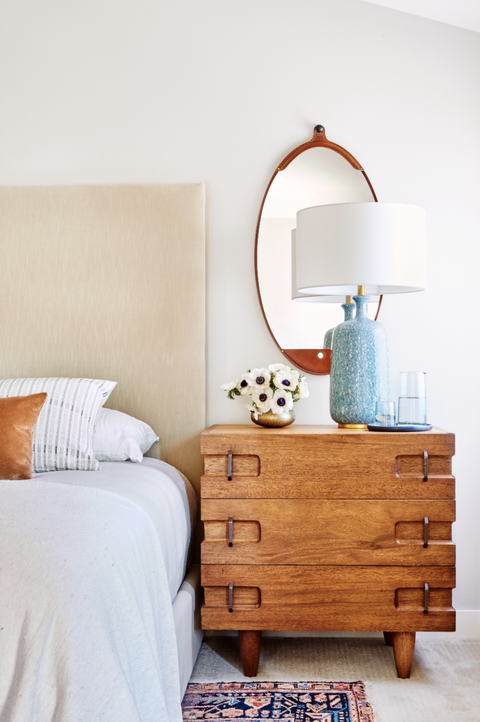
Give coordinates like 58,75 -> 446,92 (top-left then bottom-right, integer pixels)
93,408 -> 159,463
0,378 -> 116,473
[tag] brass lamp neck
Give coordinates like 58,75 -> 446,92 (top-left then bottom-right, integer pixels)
357,285 -> 365,296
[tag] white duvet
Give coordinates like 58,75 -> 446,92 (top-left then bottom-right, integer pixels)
0,459 -> 191,722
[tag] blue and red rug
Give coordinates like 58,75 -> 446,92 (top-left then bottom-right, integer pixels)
182,681 -> 375,721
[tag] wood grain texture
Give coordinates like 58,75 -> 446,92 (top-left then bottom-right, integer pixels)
396,520 -> 452,542
204,520 -> 261,544
395,587 -> 452,610
238,631 -> 262,677
201,565 -> 455,632
204,586 -> 261,609
392,632 -> 416,678
200,425 -> 456,676
201,425 -> 455,500
204,455 -> 260,477
202,499 -> 455,566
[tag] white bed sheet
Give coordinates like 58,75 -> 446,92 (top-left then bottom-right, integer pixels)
0,459 -> 193,722
31,458 -> 192,601
173,565 -> 203,698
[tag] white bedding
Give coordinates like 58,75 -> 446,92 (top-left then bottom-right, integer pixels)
0,459 -> 192,722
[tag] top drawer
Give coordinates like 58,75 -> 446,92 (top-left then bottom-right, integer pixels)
201,425 -> 455,499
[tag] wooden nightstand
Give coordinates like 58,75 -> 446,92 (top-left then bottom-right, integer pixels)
200,424 -> 455,678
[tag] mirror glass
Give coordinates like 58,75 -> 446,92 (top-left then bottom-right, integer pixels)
256,140 -> 378,374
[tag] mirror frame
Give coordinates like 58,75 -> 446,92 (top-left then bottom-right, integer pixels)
255,125 -> 381,375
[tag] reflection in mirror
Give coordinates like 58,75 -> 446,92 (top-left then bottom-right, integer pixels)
256,128 -> 378,375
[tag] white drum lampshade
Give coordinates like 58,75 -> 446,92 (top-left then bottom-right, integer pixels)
295,202 -> 426,296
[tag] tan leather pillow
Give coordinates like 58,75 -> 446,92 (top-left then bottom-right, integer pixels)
0,393 -> 47,480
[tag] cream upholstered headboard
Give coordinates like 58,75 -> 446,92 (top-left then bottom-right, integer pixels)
0,184 -> 205,495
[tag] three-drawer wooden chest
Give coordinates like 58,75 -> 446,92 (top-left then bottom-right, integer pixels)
200,425 -> 455,678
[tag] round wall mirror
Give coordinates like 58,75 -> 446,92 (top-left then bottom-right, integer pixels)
255,125 -> 379,375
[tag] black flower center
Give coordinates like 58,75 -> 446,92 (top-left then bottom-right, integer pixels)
259,393 -> 267,402
282,379 -> 290,386
277,397 -> 286,407
240,380 -> 248,387
256,376 -> 265,385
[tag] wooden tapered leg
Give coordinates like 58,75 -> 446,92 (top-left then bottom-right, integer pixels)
392,632 -> 416,678
383,632 -> 395,647
238,630 -> 261,677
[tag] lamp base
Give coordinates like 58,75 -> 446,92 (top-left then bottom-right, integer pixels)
338,423 -> 368,430
330,295 -> 391,427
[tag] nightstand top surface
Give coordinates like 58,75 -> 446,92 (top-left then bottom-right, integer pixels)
202,424 -> 452,437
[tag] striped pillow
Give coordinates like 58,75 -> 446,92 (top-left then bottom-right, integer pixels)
0,378 -> 116,472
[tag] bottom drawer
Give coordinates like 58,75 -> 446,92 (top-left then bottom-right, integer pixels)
201,565 -> 455,632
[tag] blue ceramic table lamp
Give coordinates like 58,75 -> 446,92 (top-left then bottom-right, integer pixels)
294,202 -> 426,428
323,296 -> 355,350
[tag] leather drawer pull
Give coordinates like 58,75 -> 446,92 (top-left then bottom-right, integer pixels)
228,582 -> 233,613
228,450 -> 233,480
228,516 -> 233,547
423,451 -> 428,482
423,516 -> 429,548
424,582 -> 429,614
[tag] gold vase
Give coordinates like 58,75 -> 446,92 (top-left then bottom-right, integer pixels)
250,409 -> 295,428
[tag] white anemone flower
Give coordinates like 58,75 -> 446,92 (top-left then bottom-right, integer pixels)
273,368 -> 300,391
250,367 -> 271,390
245,401 -> 259,420
271,389 -> 294,414
297,379 -> 309,398
268,363 -> 289,373
251,386 -> 274,414
237,373 -> 253,395
221,379 -> 238,392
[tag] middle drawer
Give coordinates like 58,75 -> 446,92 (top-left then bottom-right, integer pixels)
201,498 -> 455,566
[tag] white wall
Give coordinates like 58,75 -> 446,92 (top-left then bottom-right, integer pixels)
1,0 -> 479,632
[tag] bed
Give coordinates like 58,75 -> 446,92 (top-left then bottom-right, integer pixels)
0,184 -> 206,722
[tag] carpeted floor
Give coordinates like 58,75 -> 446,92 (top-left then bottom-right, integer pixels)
189,636 -> 480,722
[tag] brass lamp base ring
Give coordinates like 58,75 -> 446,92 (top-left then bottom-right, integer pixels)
338,423 -> 368,430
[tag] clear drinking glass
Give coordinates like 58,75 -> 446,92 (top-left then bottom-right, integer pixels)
397,372 -> 427,425
375,401 -> 396,426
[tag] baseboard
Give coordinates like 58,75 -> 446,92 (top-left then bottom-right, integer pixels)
204,610 -> 480,640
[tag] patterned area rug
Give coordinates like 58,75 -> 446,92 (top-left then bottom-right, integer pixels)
182,681 -> 375,721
